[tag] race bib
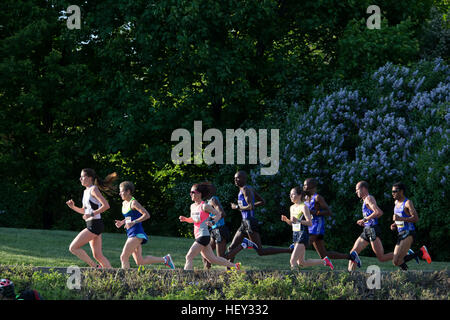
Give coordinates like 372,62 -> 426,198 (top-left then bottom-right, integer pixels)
292,223 -> 301,232
395,220 -> 405,228
191,211 -> 201,223
238,200 -> 243,207
125,216 -> 132,224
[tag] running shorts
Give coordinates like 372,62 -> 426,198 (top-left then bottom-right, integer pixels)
238,217 -> 260,234
86,219 -> 104,235
211,225 -> 231,244
396,230 -> 416,245
293,230 -> 309,246
195,236 -> 211,247
360,224 -> 382,242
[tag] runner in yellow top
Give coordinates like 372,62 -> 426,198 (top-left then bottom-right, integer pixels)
281,187 -> 334,270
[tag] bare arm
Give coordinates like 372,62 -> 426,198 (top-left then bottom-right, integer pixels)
365,196 -> 383,220
239,186 -> 255,211
253,189 -> 265,208
130,200 -> 150,224
209,197 -> 226,219
90,186 -> 110,216
393,200 -> 419,223
203,203 -> 221,223
301,205 -> 313,227
65,200 -> 85,214
315,195 -> 332,217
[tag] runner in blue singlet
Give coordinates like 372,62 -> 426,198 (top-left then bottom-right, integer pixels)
224,171 -> 291,263
303,178 -> 359,264
390,182 -> 431,270
348,181 -> 394,272
201,184 -> 232,270
115,181 -> 175,269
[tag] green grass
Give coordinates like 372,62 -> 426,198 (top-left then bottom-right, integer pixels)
0,227 -> 448,271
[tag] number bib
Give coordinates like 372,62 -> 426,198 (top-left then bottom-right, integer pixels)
292,223 -> 301,232
395,220 -> 405,228
191,211 -> 201,223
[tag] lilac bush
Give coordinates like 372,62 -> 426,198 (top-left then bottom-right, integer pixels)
251,58 -> 449,257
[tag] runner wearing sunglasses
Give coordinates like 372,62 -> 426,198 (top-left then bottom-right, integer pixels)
390,182 -> 431,270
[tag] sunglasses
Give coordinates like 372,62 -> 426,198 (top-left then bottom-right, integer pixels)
392,189 -> 400,193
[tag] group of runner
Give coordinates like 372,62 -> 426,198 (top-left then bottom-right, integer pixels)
64,168 -> 432,271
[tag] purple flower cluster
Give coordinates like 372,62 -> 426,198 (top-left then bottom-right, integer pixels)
257,58 -> 450,203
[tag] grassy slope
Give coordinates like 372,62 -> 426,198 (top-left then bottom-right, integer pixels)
0,227 -> 448,271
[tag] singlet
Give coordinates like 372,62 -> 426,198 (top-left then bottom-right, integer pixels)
290,203 -> 308,232
122,198 -> 143,226
122,197 -> 148,241
362,196 -> 378,227
394,198 -> 415,232
304,193 -> 325,235
191,201 -> 210,238
82,185 -> 101,221
238,187 -> 255,219
208,196 -> 225,229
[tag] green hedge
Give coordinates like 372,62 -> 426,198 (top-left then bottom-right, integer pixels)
0,266 -> 448,300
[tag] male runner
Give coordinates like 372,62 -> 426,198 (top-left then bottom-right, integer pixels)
224,171 -> 291,262
390,182 -> 431,270
302,178 -> 360,265
348,181 -> 394,272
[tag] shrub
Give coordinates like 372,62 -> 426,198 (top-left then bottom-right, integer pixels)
252,58 -> 449,259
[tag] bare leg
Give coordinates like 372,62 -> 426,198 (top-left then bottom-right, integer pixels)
69,229 -> 98,267
248,232 -> 291,256
184,241 -> 203,270
120,237 -> 142,269
202,237 -> 215,270
371,238 -> 394,262
392,236 -> 414,267
201,245 -> 236,268
224,230 -> 245,262
89,234 -> 112,268
292,243 -> 323,268
310,235 -> 351,260
132,243 -> 165,266
348,237 -> 369,272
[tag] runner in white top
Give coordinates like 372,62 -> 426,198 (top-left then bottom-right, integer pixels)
66,168 -> 117,268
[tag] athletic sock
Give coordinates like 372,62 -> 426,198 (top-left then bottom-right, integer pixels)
403,253 -> 416,263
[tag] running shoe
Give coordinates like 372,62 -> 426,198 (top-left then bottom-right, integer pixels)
232,262 -> 241,271
242,238 -> 259,250
164,254 -> 175,269
419,246 -> 432,264
323,256 -> 334,270
408,249 -> 420,264
350,251 -> 362,268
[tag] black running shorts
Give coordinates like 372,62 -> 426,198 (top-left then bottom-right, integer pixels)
396,230 -> 416,245
195,236 -> 211,247
360,225 -> 381,242
211,225 -> 231,244
238,217 -> 260,235
86,219 -> 105,236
